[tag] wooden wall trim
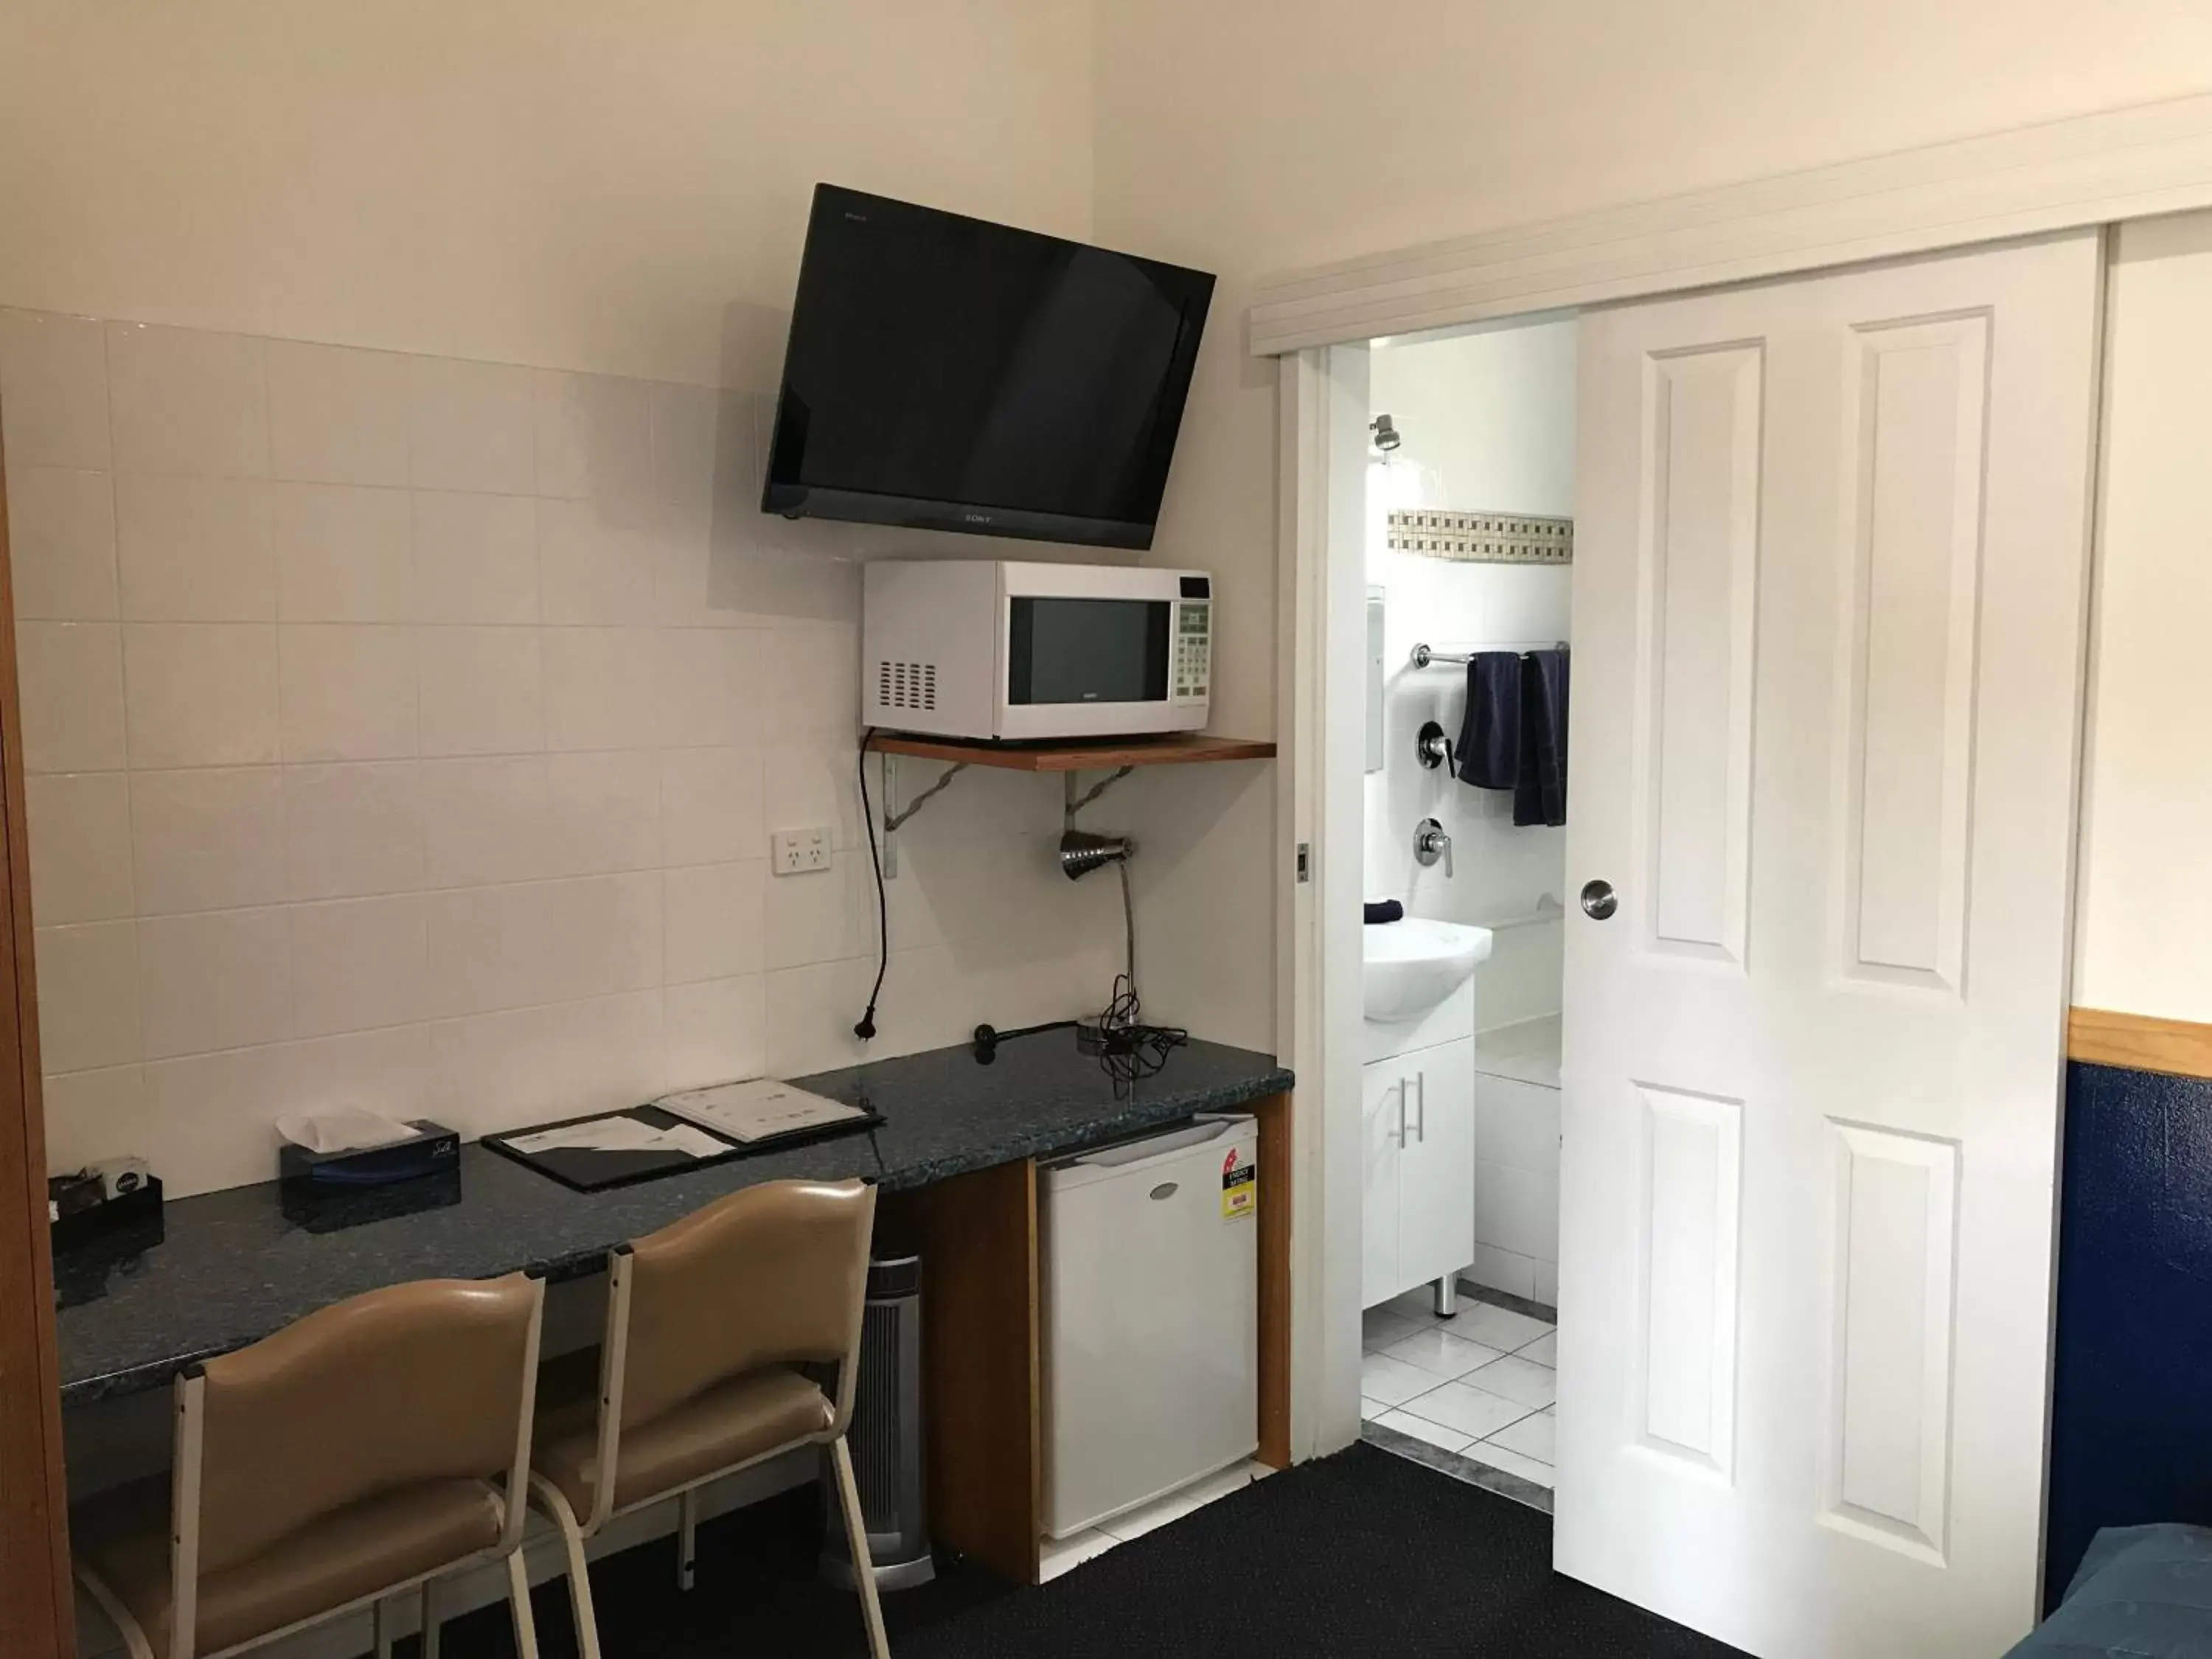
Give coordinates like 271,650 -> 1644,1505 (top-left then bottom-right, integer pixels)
0,420 -> 76,1657
2067,1006 -> 2212,1081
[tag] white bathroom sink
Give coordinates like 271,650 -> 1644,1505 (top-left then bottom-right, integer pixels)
1362,917 -> 1495,1023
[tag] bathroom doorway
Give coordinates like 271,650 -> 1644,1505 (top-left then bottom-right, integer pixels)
1349,318 -> 1576,1505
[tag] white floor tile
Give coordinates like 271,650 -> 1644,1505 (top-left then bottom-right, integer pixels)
1517,1329 -> 1557,1366
1096,1460 -> 1260,1542
1463,1353 -> 1557,1411
1359,1351 -> 1441,1408
1040,1528 -> 1120,1580
1373,1410 -> 1475,1454
1360,1394 -> 1391,1421
1362,1307 -> 1424,1352
1395,1379 -> 1533,1441
1464,1441 -> 1555,1489
1381,1326 -> 1504,1380
1384,1288 -> 1447,1324
1441,1301 -> 1554,1354
1486,1407 -> 1555,1463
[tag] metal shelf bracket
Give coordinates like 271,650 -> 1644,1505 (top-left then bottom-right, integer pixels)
1063,765 -> 1135,825
878,753 -> 968,878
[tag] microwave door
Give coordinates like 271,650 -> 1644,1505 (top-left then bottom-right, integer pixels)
1002,595 -> 1186,740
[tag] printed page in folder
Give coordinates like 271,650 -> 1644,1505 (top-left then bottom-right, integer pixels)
655,1078 -> 869,1144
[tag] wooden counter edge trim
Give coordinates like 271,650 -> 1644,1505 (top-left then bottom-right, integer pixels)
1254,1091 -> 1293,1471
2067,1006 -> 2212,1081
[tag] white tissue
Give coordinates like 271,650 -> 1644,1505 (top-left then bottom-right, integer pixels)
276,1107 -> 418,1155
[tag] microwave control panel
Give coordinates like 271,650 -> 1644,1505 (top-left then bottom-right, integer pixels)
1174,599 -> 1212,703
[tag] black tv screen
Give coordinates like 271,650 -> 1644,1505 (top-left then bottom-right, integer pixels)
762,185 -> 1215,550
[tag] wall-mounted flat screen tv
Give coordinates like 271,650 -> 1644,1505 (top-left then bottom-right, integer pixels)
761,184 -> 1216,550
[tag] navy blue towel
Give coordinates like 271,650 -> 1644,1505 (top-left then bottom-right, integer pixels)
1453,653 -> 1523,789
1364,900 -> 1404,925
1514,649 -> 1569,828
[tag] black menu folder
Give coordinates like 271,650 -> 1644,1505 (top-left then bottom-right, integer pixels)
482,1101 -> 883,1194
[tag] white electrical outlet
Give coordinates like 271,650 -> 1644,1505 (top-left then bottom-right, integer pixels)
771,826 -> 834,875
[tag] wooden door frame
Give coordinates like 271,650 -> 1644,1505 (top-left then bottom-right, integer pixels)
1265,95 -> 2196,1486
0,416 -> 76,1658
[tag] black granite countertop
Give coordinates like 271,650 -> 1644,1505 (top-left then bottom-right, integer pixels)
54,1032 -> 1291,1405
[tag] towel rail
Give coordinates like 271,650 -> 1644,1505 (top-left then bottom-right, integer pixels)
1409,641 -> 1568,669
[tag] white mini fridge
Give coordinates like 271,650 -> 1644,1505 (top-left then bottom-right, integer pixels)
1040,1114 -> 1259,1539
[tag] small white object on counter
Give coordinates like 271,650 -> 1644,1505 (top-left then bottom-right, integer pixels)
275,1107 -> 418,1155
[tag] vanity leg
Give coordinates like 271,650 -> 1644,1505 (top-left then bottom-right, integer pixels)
1433,1275 -> 1458,1319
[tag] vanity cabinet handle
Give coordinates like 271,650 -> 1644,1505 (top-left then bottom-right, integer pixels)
1411,1070 -> 1427,1143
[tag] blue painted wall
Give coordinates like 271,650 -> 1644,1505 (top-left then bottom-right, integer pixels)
2046,1060 -> 2212,1607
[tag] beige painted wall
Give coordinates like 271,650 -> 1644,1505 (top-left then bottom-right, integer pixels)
1096,5 -> 2212,1043
0,0 -> 1093,386
2073,209 -> 2212,1021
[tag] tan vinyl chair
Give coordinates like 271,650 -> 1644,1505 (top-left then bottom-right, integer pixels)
73,1273 -> 546,1659
527,1177 -> 888,1659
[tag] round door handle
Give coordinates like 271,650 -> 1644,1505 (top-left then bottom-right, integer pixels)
1580,879 -> 1618,921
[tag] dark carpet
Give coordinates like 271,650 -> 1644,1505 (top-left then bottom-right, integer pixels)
431,1442 -> 1746,1658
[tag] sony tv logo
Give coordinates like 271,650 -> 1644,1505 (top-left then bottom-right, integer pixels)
962,512 -> 995,524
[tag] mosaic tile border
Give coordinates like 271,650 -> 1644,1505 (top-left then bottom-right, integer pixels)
1386,508 -> 1573,564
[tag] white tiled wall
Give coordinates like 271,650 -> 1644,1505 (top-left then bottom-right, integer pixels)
1,307 -> 1127,1195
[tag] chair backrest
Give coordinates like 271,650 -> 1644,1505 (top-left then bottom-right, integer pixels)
617,1179 -> 876,1430
188,1273 -> 543,1573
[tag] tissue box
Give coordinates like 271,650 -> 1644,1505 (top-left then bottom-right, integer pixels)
279,1120 -> 459,1189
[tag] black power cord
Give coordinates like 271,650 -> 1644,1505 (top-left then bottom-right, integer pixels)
854,729 -> 887,1041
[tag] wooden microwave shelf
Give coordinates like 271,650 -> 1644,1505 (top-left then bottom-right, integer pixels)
862,731 -> 1276,771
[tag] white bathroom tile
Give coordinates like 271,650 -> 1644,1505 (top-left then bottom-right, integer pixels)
537,988 -> 664,1119
411,491 -> 539,622
1461,1354 -> 1557,1412
123,623 -> 279,768
1360,1396 -> 1390,1422
1462,1441 -> 1554,1489
1485,1407 -> 1555,1464
0,310 -> 109,470
425,1006 -> 552,1138
33,921 -> 141,1073
663,860 -> 766,985
538,497 -> 658,625
405,358 -> 535,495
1517,1330 -> 1557,1366
761,853 -> 871,970
423,883 -> 549,1018
1534,1260 -> 1559,1306
1473,1072 -> 1562,1175
129,766 -> 288,915
1397,1379 -> 1536,1443
535,371 -> 651,503
289,895 -> 429,1038
647,382 -> 723,511
1474,1157 -> 1559,1266
18,622 -> 126,773
276,1024 -> 435,1126
761,742 -> 861,852
1037,1528 -> 1119,1584
1466,1244 -> 1543,1304
136,908 -> 292,1059
417,756 -> 547,887
662,974 -> 767,1091
114,473 -> 276,621
1096,1462 -> 1261,1543
265,340 -> 410,487
25,773 -> 134,925
1382,1327 -> 1506,1382
542,627 -> 656,751
417,627 -> 542,756
1439,1299 -> 1555,1355
1383,1289 -> 1448,1326
139,1043 -> 290,1195
1361,1307 -> 1424,1353
541,750 -> 661,877
648,496 -> 736,629
756,622 -> 859,738
1358,1352 -> 1441,1409
761,950 -> 952,1079
282,762 -> 424,900
1373,1410 -> 1475,1455
273,484 -> 414,622
658,746 -> 764,868
652,627 -> 757,748
277,624 -> 418,761
106,322 -> 268,478
40,1064 -> 150,1173
540,872 -> 663,1004
8,467 -> 117,619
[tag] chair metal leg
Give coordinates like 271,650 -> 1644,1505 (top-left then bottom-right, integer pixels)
505,1551 -> 540,1659
421,1576 -> 442,1659
831,1434 -> 891,1659
677,1488 -> 698,1591
530,1474 -> 605,1659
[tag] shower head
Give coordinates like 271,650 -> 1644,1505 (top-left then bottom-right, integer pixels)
1370,412 -> 1403,453
1058,829 -> 1134,881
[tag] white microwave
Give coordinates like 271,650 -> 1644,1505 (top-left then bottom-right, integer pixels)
862,561 -> 1212,742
